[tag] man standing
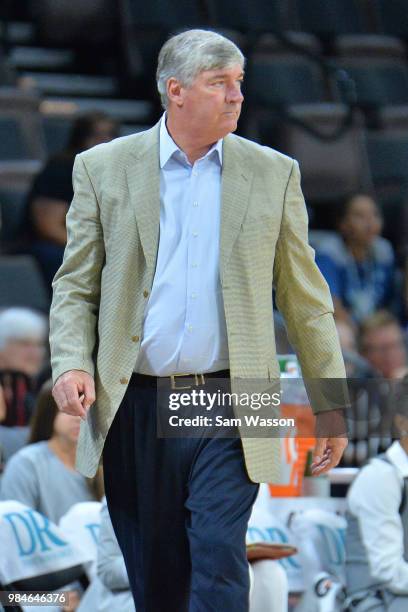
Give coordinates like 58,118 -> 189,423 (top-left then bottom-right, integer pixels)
50,30 -> 348,611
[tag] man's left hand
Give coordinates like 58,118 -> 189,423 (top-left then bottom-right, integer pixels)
311,437 -> 348,475
311,409 -> 348,476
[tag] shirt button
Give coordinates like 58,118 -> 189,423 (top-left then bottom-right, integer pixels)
143,290 -> 149,298
191,293 -> 197,299
193,201 -> 198,207
192,231 -> 198,237
192,263 -> 198,268
131,335 -> 140,342
188,324 -> 193,332
120,377 -> 129,385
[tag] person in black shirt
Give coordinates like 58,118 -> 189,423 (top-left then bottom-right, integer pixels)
24,111 -> 119,291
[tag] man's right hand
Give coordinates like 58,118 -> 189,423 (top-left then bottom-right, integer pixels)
52,370 -> 95,421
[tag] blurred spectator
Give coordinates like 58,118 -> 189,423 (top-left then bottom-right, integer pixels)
0,49 -> 17,86
22,112 -> 119,289
249,561 -> 288,612
77,497 -> 134,612
359,310 -> 408,379
336,319 -> 374,378
316,193 -> 397,324
0,308 -> 48,463
0,385 -> 5,422
0,379 -> 104,523
345,376 -> 408,609
336,319 -> 357,354
0,307 -> 47,383
0,386 -> 5,472
404,256 -> 408,326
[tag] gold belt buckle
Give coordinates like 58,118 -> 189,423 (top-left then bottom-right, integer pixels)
170,373 -> 205,390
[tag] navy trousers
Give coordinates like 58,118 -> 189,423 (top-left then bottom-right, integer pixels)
102,379 -> 259,612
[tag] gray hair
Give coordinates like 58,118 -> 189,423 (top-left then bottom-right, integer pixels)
156,29 -> 245,110
0,307 -> 47,350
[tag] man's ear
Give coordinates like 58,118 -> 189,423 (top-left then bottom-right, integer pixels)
167,78 -> 184,107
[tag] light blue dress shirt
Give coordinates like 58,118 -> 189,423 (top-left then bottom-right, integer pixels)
134,115 -> 229,376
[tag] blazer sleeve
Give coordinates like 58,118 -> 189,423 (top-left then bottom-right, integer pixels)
273,159 -> 348,413
49,154 -> 105,385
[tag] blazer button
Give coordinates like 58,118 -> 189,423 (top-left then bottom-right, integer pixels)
120,377 -> 129,385
131,335 -> 140,342
143,290 -> 149,298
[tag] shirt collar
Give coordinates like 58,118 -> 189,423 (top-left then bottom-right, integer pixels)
159,112 -> 223,168
386,440 -> 408,478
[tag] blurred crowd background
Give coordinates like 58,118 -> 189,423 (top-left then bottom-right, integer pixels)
1,2 -> 408,610
1,0 -> 408,466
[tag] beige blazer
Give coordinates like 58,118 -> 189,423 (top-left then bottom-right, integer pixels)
49,121 -> 347,483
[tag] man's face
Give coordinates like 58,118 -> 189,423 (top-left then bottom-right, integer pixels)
361,324 -> 407,378
171,63 -> 244,141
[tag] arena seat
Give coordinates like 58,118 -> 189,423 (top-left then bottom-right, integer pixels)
8,47 -> 75,72
259,104 -> 372,207
0,51 -> 17,87
40,97 -> 154,124
334,33 -> 406,59
0,255 -> 49,312
41,114 -> 73,156
124,0 -> 205,29
0,161 -> 42,192
366,129 -> 408,252
253,31 -> 322,56
366,129 -> 408,191
380,108 -> 408,131
0,88 -> 46,161
246,54 -> 328,109
375,0 -> 408,40
292,0 -> 374,38
0,118 -> 27,161
207,0 -> 290,34
0,21 -> 36,46
26,0 -> 117,47
19,73 -> 119,98
331,58 -> 408,113
0,187 -> 27,246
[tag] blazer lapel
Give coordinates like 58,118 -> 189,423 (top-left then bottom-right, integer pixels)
220,135 -> 254,281
125,123 -> 161,272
